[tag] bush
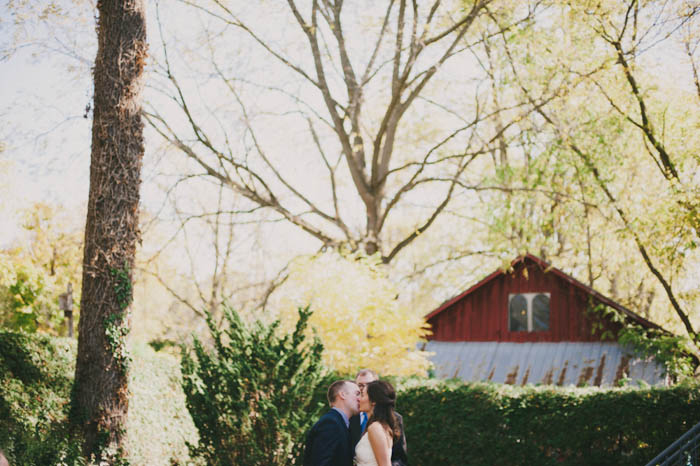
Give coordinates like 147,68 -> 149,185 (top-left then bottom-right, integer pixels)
0,330 -> 84,465
397,379 -> 700,466
181,306 -> 329,465
0,331 -> 199,466
126,342 -> 199,465
6,326 -> 699,466
269,251 -> 432,376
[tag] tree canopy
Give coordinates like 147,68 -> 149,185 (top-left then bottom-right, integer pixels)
2,0 -> 699,367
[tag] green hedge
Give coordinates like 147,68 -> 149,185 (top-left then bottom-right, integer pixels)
0,330 -> 83,465
0,331 -> 198,466
397,379 -> 700,466
2,330 -> 699,466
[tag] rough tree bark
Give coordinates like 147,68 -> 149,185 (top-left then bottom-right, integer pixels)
71,0 -> 147,461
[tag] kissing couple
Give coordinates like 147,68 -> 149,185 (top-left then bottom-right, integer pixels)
303,369 -> 408,466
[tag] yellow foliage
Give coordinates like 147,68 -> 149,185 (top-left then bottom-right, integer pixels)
0,202 -> 83,334
269,250 -> 432,377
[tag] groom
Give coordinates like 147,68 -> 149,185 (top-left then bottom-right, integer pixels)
304,380 -> 360,466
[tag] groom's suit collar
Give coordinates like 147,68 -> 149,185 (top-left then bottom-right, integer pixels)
331,407 -> 350,429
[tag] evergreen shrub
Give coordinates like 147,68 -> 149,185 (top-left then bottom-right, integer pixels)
5,326 -> 699,466
396,379 -> 700,466
0,330 -> 84,465
181,306 -> 330,466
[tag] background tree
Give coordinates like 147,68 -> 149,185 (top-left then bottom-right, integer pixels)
269,250 -> 432,375
144,0 -> 549,264
0,203 -> 83,334
137,180 -> 274,328
3,0 -> 697,381
70,0 -> 147,461
474,0 -> 700,354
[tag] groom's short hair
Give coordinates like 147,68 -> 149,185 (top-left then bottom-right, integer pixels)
327,380 -> 351,405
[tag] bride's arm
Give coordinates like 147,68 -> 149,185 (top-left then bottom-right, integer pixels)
367,423 -> 392,466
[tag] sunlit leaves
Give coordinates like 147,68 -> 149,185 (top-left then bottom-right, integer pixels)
269,250 -> 432,376
470,0 -> 700,337
0,203 -> 83,335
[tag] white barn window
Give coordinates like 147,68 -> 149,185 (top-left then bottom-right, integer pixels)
508,293 -> 550,332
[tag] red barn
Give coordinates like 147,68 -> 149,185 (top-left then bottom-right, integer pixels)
423,254 -> 668,386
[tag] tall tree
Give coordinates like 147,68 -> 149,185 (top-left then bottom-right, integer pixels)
71,0 -> 147,461
145,0 -> 546,263
481,0 -> 700,353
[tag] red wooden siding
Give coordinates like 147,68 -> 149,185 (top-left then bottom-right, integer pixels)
428,258 -> 621,343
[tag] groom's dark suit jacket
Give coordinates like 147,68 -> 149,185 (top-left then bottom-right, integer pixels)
350,412 -> 408,466
304,409 -> 353,466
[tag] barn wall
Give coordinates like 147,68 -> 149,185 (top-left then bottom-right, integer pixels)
429,260 -> 621,342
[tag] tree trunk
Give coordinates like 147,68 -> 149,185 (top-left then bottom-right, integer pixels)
71,0 -> 147,462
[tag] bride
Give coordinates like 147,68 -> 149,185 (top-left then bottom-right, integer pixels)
355,380 -> 401,466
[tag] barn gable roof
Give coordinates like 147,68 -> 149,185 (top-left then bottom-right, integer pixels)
425,254 -> 665,332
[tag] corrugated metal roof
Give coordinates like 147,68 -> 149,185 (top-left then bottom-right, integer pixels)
425,341 -> 668,387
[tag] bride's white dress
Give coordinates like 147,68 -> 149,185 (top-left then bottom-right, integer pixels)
354,432 -> 392,466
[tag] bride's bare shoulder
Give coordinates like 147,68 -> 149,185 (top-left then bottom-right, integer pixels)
366,422 -> 382,434
367,422 -> 392,442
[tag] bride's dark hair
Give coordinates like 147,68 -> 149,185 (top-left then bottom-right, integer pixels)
366,380 -> 400,439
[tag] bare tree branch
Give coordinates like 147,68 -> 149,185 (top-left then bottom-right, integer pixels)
149,0 -> 537,262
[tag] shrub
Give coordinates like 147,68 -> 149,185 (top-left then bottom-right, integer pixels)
0,331 -> 198,466
181,306 -> 328,465
0,330 -> 84,465
269,250 -> 432,376
397,379 -> 700,466
6,326 -> 699,466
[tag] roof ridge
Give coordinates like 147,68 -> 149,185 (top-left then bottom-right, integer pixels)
425,254 -> 666,333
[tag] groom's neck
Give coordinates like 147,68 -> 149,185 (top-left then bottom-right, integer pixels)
332,404 -> 351,419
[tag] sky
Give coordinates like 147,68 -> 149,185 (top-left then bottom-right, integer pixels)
1,0 -> 699,331
1,0 -> 697,249
0,0 -> 327,282
0,0 -> 435,245
1,1 -> 96,245
0,0 -> 333,247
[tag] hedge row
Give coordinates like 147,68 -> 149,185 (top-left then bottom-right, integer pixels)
0,330 -> 199,465
396,379 -> 700,466
2,330 -> 700,466
0,330 -> 82,465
